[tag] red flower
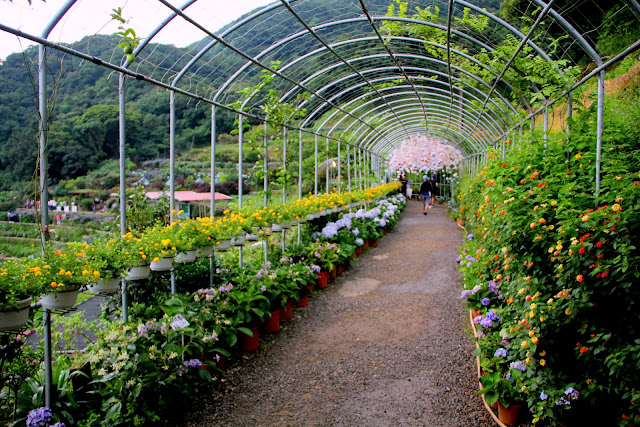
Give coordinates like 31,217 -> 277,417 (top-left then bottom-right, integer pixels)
601,271 -> 609,278
577,274 -> 584,282
579,248 -> 586,255
596,241 -> 602,248
520,179 -> 526,184
580,347 -> 589,353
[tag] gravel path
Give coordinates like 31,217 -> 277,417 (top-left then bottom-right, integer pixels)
185,200 -> 493,427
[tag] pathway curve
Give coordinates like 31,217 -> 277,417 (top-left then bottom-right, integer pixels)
188,200 -> 492,426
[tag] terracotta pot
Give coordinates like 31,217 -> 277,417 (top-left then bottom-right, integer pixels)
383,228 -> 390,234
471,308 -> 481,318
264,310 -> 280,333
296,295 -> 308,307
307,282 -> 315,292
371,240 -> 378,248
498,402 -> 524,426
316,271 -> 329,289
239,326 -> 259,352
329,266 -> 337,281
355,247 -> 362,256
280,300 -> 294,321
362,239 -> 369,250
336,264 -> 345,276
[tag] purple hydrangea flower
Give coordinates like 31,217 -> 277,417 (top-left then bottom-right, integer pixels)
509,361 -> 527,372
564,387 -> 579,400
555,397 -> 571,406
481,297 -> 491,306
466,262 -> 472,267
355,238 -> 364,246
455,256 -> 461,263
467,233 -> 474,240
488,281 -> 497,293
460,290 -> 472,299
479,317 -> 493,328
494,348 -> 508,358
486,310 -> 501,323
26,407 -> 53,427
184,359 -> 202,369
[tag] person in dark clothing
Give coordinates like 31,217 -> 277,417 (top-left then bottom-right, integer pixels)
429,174 -> 438,208
399,174 -> 408,197
419,175 -> 433,215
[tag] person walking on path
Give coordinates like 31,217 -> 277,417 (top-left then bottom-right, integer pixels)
429,174 -> 438,208
419,175 -> 433,215
399,174 -> 408,197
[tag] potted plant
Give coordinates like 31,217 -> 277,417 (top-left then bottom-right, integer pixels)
120,231 -> 154,280
38,246 -> 100,310
74,240 -> 121,293
475,368 -> 526,426
0,259 -> 36,331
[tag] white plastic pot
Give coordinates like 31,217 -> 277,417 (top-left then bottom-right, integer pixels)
150,256 -> 174,271
87,278 -> 121,294
40,287 -> 80,310
0,297 -> 32,331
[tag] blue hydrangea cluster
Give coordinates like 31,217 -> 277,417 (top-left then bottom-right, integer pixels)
26,407 -> 53,427
184,359 -> 202,369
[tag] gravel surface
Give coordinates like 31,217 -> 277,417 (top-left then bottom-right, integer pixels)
184,200 -> 494,427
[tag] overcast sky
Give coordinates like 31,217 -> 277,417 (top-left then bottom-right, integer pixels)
0,0 -> 274,60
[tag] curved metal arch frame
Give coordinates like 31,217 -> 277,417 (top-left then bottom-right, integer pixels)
212,14 -> 541,116
295,53 -> 516,131
315,72 -> 512,143
330,86 -> 503,153
354,108 -> 479,154
341,95 -> 503,153
278,35 -> 529,117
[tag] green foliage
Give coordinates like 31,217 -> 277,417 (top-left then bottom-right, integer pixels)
454,89 -> 640,425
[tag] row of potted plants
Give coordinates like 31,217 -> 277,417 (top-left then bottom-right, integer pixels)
452,108 -> 639,426
0,188 -> 406,425
0,184 -> 399,331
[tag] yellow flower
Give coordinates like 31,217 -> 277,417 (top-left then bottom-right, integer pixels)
521,340 -> 528,348
575,153 -> 582,160
153,257 -> 160,263
540,359 -> 546,366
93,271 -> 100,278
161,239 -> 171,247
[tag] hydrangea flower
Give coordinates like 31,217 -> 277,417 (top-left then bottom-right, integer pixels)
355,238 -> 364,246
481,297 -> 491,306
26,407 -> 53,427
455,256 -> 461,263
467,233 -> 474,240
494,348 -> 508,358
479,317 -> 493,328
509,361 -> 527,372
564,387 -> 579,400
352,228 -> 360,236
184,359 -> 202,369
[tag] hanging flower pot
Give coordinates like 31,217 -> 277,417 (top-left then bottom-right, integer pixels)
150,256 -> 174,271
124,263 -> 151,281
87,278 -> 121,294
281,222 -> 292,229
200,246 -> 214,258
280,300 -> 294,321
261,227 -> 272,236
316,271 -> 329,289
272,223 -> 283,232
40,286 -> 80,310
246,233 -> 259,241
0,297 -> 32,332
176,249 -> 198,263
239,326 -> 259,352
264,309 -> 280,333
232,234 -> 246,246
215,239 -> 232,251
306,213 -> 315,221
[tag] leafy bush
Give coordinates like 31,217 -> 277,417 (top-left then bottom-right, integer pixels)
454,99 -> 640,425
